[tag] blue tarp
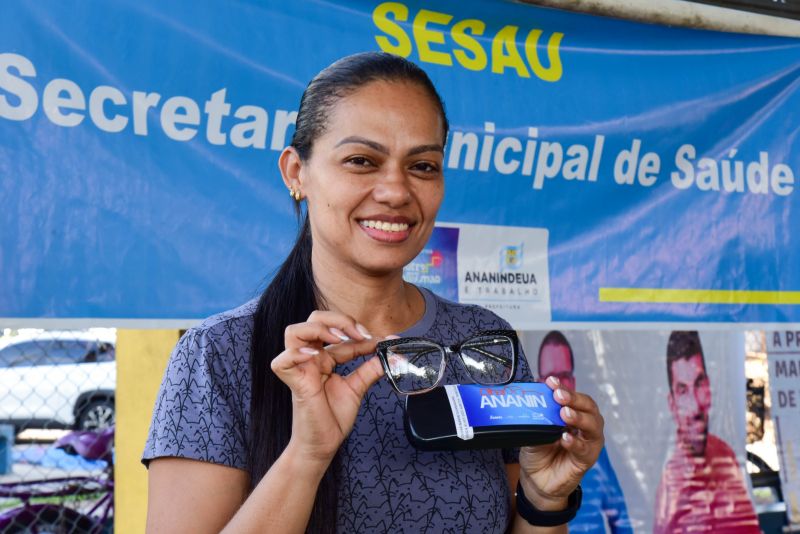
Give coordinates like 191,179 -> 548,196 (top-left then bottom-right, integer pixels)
1,0 -> 799,324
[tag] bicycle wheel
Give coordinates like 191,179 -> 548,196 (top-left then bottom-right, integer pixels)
2,505 -> 96,534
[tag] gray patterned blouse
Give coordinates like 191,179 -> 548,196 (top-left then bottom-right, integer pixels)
143,287 -> 534,533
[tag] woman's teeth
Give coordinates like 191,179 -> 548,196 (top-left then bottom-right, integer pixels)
359,220 -> 410,232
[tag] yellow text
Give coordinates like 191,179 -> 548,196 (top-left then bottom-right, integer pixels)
372,2 -> 564,82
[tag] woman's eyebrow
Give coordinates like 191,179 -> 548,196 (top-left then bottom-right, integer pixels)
335,136 -> 443,156
335,136 -> 388,154
407,144 -> 444,156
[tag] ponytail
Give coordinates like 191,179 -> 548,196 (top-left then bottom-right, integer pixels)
247,214 -> 339,534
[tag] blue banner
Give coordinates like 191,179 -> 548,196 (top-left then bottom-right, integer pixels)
2,0 -> 799,324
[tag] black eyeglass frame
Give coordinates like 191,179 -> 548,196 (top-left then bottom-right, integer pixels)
375,329 -> 519,395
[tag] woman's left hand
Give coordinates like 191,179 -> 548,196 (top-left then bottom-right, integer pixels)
517,376 -> 605,511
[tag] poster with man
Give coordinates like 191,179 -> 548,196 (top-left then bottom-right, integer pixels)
535,331 -> 632,532
653,331 -> 758,532
520,330 -> 756,532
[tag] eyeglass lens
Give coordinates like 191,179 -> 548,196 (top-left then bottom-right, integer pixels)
459,334 -> 515,385
386,341 -> 444,394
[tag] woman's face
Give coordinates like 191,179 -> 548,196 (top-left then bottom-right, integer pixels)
293,80 -> 445,276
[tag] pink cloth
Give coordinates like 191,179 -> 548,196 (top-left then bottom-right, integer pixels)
654,434 -> 759,533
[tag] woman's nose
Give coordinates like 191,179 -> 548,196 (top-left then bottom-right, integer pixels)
372,167 -> 411,207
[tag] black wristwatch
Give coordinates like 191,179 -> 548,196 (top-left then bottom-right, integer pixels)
515,481 -> 582,527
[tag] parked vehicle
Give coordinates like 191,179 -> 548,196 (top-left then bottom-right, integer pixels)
0,331 -> 115,432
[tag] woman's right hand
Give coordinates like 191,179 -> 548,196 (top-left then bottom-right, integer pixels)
271,310 -> 386,467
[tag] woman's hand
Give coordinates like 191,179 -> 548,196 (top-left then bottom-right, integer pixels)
271,310 -> 386,467
518,376 -> 605,511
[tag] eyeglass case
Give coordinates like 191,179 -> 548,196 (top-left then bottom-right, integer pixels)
404,382 -> 565,450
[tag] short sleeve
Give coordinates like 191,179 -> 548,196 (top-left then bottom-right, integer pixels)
142,327 -> 249,470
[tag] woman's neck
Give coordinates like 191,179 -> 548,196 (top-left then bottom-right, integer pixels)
311,250 -> 424,337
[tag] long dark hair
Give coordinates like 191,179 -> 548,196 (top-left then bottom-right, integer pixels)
247,52 -> 448,533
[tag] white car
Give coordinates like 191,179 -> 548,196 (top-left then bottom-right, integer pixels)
0,330 -> 116,432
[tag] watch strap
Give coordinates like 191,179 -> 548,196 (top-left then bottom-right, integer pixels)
515,481 -> 582,527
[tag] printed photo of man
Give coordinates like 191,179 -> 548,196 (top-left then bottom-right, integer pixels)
653,331 -> 759,533
538,331 -> 632,533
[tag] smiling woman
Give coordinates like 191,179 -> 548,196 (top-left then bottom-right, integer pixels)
286,79 -> 445,273
142,52 -> 604,534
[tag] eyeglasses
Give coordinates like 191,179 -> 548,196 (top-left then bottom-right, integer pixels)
376,329 -> 518,395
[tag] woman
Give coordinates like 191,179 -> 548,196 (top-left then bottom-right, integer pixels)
143,52 -> 604,533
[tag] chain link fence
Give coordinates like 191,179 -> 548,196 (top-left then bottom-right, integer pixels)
0,328 -> 116,533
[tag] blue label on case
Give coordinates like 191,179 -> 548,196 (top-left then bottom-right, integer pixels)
456,382 -> 566,428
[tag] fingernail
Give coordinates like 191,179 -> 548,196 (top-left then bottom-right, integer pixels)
555,388 -> 567,402
563,406 -> 574,419
356,324 -> 373,339
562,431 -> 572,444
547,376 -> 561,388
299,347 -> 319,355
385,334 -> 401,340
329,327 -> 349,341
